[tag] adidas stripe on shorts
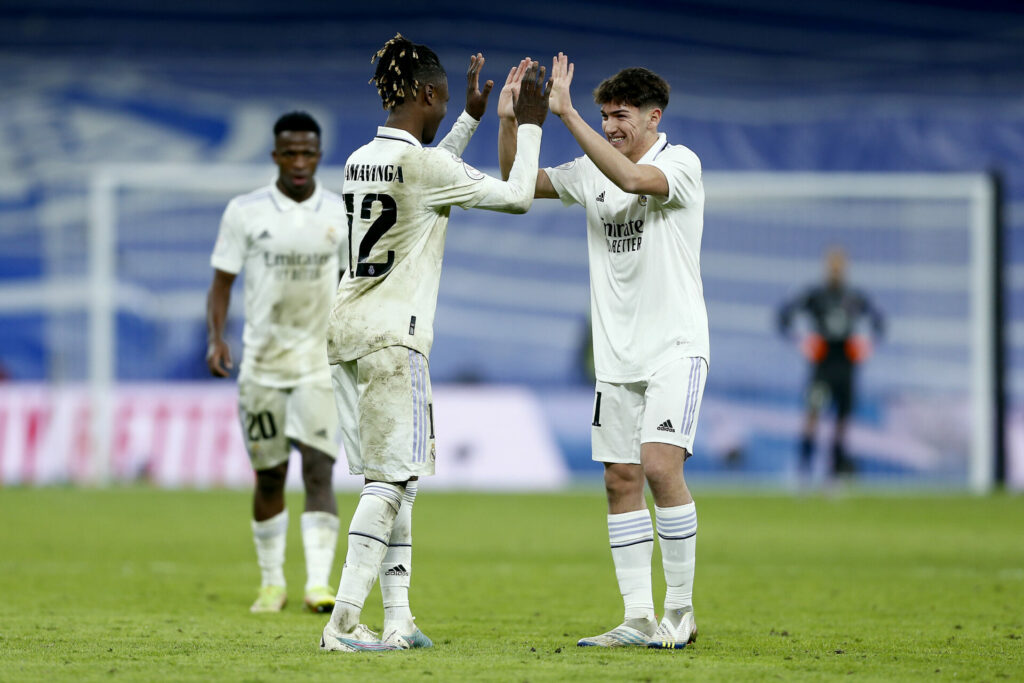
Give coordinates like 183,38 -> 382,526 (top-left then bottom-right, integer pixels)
237,377 -> 340,471
590,356 -> 708,464
330,345 -> 436,482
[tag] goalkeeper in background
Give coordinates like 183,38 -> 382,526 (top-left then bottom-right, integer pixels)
778,248 -> 884,483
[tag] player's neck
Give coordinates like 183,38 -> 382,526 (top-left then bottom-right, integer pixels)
383,110 -> 426,144
276,178 -> 316,203
627,131 -> 661,163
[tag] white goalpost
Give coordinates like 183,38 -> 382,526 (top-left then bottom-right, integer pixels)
704,173 -> 995,493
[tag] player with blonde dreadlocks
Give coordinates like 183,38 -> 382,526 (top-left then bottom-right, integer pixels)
319,36 -> 550,652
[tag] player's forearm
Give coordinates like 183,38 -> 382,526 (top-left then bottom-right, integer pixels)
205,280 -> 232,343
559,108 -> 662,195
498,117 -> 517,181
474,124 -> 542,214
436,111 -> 480,157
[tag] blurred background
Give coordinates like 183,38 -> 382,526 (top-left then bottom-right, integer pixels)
1,0 -> 1022,492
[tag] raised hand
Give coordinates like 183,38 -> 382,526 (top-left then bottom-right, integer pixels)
464,53 -> 494,121
497,58 -> 531,122
514,62 -> 550,127
548,52 -> 575,118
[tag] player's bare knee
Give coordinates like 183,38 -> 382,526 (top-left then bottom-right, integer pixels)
604,464 -> 644,508
300,450 -> 332,490
254,463 -> 288,498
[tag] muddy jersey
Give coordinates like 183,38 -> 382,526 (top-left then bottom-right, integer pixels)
546,133 -> 709,382
326,115 -> 542,363
211,181 -> 347,387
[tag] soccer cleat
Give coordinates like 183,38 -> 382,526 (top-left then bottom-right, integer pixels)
381,620 -> 433,649
577,618 -> 656,647
303,586 -> 335,613
320,622 -> 399,652
250,585 -> 287,613
647,608 -> 698,649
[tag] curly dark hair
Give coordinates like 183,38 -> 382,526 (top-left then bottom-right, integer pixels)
370,33 -> 446,111
593,67 -> 669,111
273,111 -> 321,137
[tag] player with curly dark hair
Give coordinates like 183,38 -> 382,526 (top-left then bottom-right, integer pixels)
318,36 -> 550,653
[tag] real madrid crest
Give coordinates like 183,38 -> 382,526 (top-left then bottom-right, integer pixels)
638,195 -> 648,207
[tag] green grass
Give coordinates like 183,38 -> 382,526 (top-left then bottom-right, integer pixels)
0,488 -> 1022,681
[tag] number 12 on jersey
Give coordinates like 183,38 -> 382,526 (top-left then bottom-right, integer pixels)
343,193 -> 397,278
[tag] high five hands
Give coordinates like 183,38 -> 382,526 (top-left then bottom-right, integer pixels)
514,62 -> 550,127
498,53 -> 575,124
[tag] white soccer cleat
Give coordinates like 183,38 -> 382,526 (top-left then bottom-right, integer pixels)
647,608 -> 698,649
381,619 -> 434,649
320,622 -> 399,652
577,618 -> 656,647
250,585 -> 287,613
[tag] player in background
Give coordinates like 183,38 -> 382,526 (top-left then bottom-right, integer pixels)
499,54 -> 706,650
318,36 -> 549,653
777,248 -> 884,483
206,112 -> 346,614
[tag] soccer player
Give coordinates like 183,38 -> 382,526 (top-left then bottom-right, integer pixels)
317,36 -> 549,652
777,248 -> 884,482
499,54 -> 706,649
206,111 -> 346,614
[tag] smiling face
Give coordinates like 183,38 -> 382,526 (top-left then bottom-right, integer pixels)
272,130 -> 321,201
600,101 -> 661,163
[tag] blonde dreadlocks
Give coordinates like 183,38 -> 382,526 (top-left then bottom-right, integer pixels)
370,33 -> 446,111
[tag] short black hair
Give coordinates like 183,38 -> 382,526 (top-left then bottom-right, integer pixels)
370,33 -> 446,111
273,111 -> 321,137
593,67 -> 670,111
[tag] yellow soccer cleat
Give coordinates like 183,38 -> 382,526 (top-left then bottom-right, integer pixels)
303,586 -> 335,613
250,585 -> 287,613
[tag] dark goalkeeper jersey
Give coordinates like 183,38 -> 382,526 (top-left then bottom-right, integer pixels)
778,284 -> 884,363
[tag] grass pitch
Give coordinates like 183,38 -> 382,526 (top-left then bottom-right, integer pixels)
0,488 -> 1022,681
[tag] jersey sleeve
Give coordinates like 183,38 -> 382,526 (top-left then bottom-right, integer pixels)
544,156 -> 588,207
644,146 -> 702,210
210,200 -> 246,274
424,124 -> 542,214
435,110 -> 480,158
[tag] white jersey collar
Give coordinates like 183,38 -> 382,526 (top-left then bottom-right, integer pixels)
375,126 -> 422,148
637,133 -> 669,164
269,179 -> 322,212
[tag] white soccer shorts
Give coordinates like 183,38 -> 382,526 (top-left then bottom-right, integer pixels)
237,377 -> 340,471
331,345 -> 436,482
591,356 -> 708,464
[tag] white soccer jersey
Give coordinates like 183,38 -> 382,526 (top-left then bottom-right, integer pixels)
211,181 -> 347,387
326,112 -> 542,363
546,133 -> 709,383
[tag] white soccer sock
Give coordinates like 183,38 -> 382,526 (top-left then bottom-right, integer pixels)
656,503 -> 697,616
380,481 -> 417,629
301,511 -> 339,590
608,509 -> 655,622
330,482 -> 404,632
252,509 -> 288,588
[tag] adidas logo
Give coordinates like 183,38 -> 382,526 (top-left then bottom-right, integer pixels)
596,191 -> 605,203
384,564 -> 409,577
657,420 -> 675,432
257,230 -> 272,239
315,428 -> 328,439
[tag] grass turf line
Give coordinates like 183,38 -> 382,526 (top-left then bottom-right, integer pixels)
0,488 -> 1021,681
